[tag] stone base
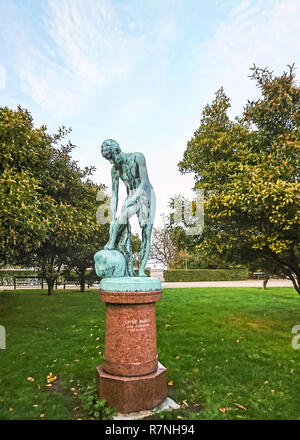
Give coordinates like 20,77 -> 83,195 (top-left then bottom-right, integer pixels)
96,362 -> 167,414
114,397 -> 180,420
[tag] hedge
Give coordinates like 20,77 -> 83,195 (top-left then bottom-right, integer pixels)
163,269 -> 249,282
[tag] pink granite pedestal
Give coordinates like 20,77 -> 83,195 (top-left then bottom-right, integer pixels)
96,288 -> 167,413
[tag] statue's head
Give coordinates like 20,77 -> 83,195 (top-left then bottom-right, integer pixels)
101,139 -> 123,165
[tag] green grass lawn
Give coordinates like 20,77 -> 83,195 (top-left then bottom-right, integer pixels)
0,287 -> 299,420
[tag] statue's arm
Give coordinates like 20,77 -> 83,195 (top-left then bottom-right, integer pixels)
135,153 -> 150,194
110,167 -> 119,221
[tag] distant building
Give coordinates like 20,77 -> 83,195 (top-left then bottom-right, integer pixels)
145,259 -> 167,271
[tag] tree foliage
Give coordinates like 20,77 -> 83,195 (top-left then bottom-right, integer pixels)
0,106 -> 108,294
178,64 -> 300,293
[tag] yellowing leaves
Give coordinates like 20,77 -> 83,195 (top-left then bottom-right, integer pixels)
46,372 -> 57,384
234,403 -> 247,411
219,403 -> 247,414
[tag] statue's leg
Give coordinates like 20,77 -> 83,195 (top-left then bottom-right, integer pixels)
138,188 -> 156,277
138,225 -> 152,277
106,204 -> 136,249
117,223 -> 136,277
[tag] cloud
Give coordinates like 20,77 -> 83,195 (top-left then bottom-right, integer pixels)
5,0 -> 183,119
15,0 -> 145,117
193,0 -> 300,116
46,0 -> 137,90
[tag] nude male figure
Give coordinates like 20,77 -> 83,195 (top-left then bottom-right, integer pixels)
101,139 -> 156,277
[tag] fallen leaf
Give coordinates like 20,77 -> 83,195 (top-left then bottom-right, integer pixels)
219,407 -> 226,413
27,377 -> 35,382
176,356 -> 180,359
46,372 -> 57,383
40,413 -> 45,418
234,403 -> 247,411
271,389 -> 275,395
9,408 -> 13,412
33,404 -> 39,408
168,380 -> 174,386
37,384 -> 40,390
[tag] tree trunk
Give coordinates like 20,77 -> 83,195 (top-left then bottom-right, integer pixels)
79,270 -> 86,292
268,253 -> 300,295
262,273 -> 269,290
47,279 -> 55,295
288,272 -> 300,295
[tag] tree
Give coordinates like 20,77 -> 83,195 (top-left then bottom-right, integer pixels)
168,194 -> 231,269
63,231 -> 108,292
131,233 -> 142,271
31,142 -> 109,295
178,64 -> 300,294
0,106 -> 107,294
62,184 -> 109,292
150,224 -> 179,269
0,106 -> 52,263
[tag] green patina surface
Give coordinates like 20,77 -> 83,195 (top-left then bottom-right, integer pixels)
94,139 -> 156,280
100,276 -> 161,292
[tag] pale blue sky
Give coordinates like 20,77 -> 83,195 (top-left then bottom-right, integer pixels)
1,0 -> 300,229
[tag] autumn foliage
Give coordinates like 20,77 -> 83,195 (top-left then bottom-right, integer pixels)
179,65 -> 300,293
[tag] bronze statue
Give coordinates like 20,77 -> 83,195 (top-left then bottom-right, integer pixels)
95,139 -> 155,278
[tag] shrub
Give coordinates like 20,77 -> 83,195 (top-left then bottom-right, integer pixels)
163,269 -> 249,282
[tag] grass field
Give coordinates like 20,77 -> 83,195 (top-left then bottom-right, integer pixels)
0,287 -> 299,420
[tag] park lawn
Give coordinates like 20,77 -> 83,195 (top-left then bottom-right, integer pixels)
0,287 -> 299,420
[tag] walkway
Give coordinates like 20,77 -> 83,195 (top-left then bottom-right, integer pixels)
0,279 -> 293,290
161,279 -> 293,288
